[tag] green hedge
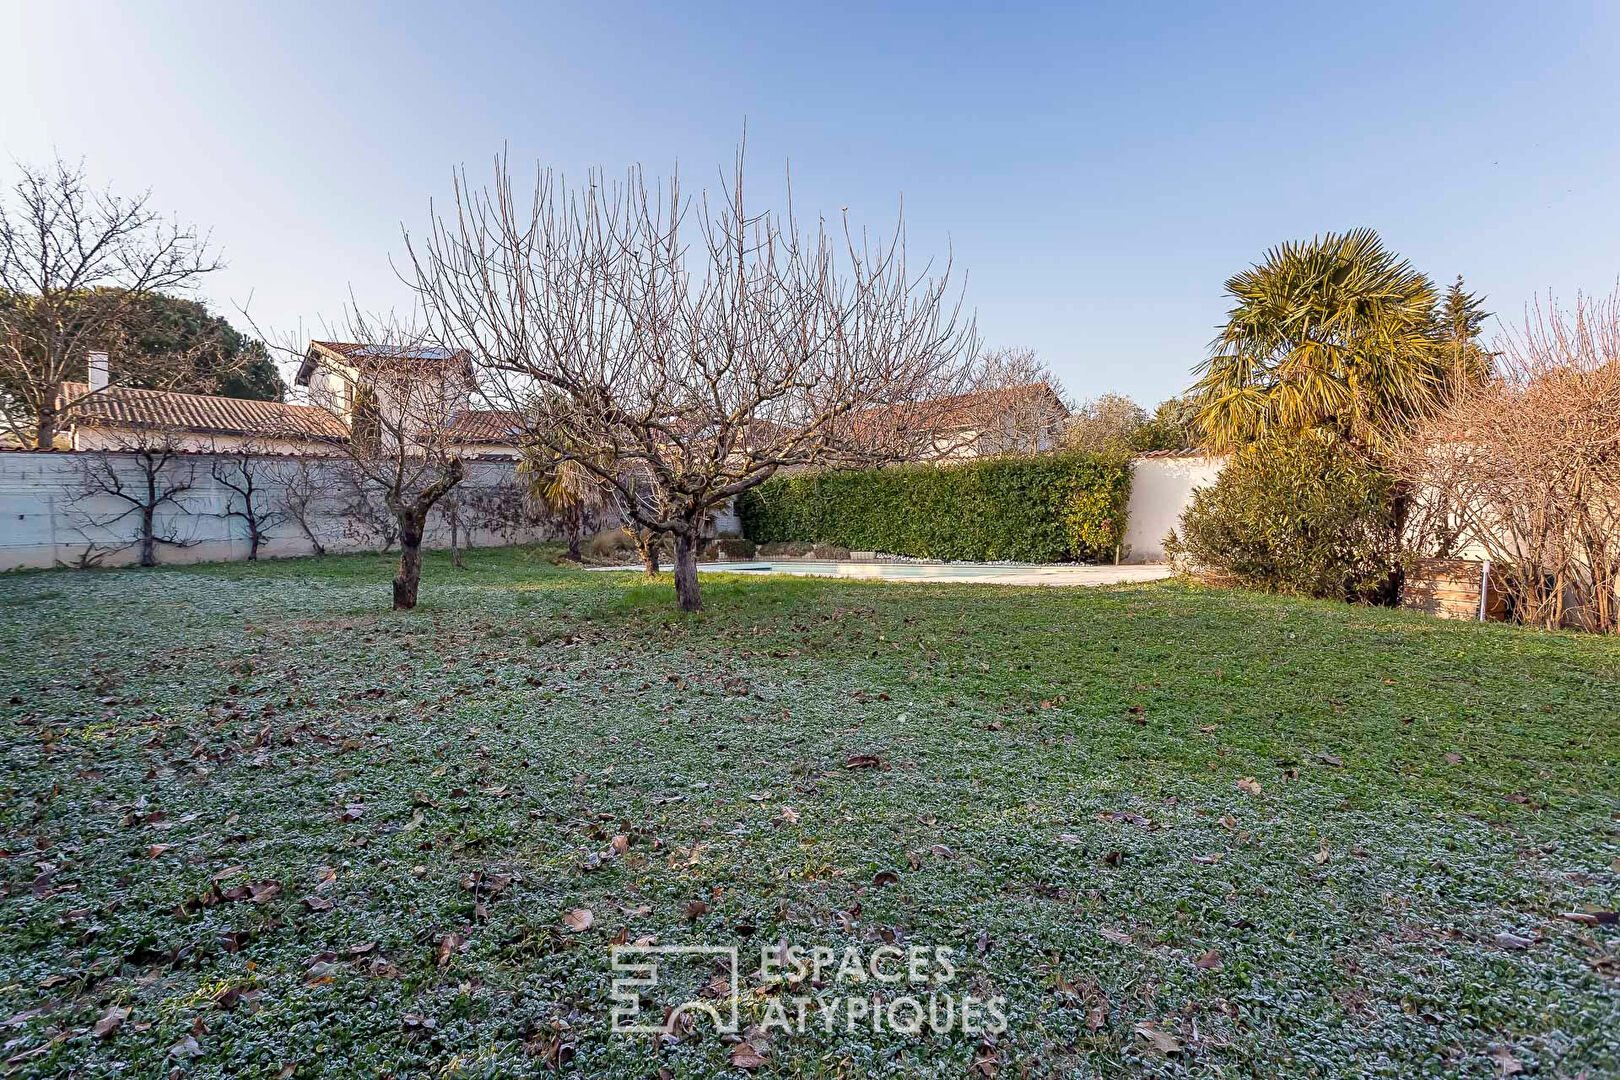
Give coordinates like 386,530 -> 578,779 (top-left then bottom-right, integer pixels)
738,453 -> 1131,563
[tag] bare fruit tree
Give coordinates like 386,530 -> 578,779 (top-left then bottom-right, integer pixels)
976,346 -> 1072,454
277,456 -> 336,556
0,160 -> 223,448
1394,289 -> 1620,632
66,434 -> 200,567
407,147 -> 984,610
288,321 -> 467,609
210,445 -> 288,561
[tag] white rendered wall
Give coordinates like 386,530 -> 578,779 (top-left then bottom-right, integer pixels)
1123,454 -> 1227,563
0,450 -> 560,571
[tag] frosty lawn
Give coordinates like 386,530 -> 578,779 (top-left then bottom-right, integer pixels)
0,547 -> 1616,1078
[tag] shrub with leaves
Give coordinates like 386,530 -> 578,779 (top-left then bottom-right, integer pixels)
739,452 -> 1130,563
1165,435 -> 1399,601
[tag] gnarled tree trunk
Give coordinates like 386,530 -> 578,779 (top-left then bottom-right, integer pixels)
566,507 -> 583,561
672,530 -> 701,611
139,505 -> 157,567
393,510 -> 426,610
637,529 -> 661,579
387,458 -> 464,611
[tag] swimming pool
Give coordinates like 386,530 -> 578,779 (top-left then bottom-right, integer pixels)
592,559 -> 1173,587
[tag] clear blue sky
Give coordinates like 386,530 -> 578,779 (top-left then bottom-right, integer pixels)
4,0 -> 1618,404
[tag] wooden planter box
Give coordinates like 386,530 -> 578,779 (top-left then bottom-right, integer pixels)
1401,558 -> 1507,621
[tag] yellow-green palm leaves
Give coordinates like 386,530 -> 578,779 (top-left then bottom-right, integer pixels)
1191,229 -> 1457,454
517,452 -> 610,519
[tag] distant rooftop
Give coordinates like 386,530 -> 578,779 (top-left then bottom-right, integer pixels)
296,340 -> 472,386
57,382 -> 348,442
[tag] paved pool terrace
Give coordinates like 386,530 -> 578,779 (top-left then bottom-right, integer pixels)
590,559 -> 1174,587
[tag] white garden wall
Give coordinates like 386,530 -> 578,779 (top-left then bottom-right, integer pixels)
0,449 -> 559,571
1123,453 -> 1226,563
2,449 -> 1226,572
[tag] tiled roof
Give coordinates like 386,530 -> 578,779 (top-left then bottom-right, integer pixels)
445,409 -> 523,444
57,382 -> 348,442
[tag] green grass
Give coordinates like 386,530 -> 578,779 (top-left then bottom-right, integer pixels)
0,546 -> 1616,1078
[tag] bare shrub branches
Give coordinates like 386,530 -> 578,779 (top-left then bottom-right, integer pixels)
210,447 -> 288,561
1395,290 -> 1620,631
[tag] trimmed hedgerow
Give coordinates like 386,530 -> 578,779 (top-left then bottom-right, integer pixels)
738,452 -> 1131,563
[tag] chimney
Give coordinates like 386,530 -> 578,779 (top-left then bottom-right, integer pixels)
88,351 -> 109,392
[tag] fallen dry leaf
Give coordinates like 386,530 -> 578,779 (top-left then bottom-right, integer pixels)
778,805 -> 800,824
1193,949 -> 1223,970
1133,1020 -> 1182,1053
1236,777 -> 1262,796
93,1005 -> 129,1039
561,908 -> 593,933
729,1042 -> 768,1069
169,1035 -> 204,1058
1560,910 -> 1618,927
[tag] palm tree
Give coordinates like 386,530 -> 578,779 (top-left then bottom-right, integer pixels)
517,450 -> 611,561
1190,229 -> 1458,454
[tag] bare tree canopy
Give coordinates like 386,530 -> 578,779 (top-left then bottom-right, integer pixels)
1394,290 -> 1620,632
0,160 -> 223,448
1064,392 -> 1146,453
66,435 -> 200,567
406,145 -> 985,609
